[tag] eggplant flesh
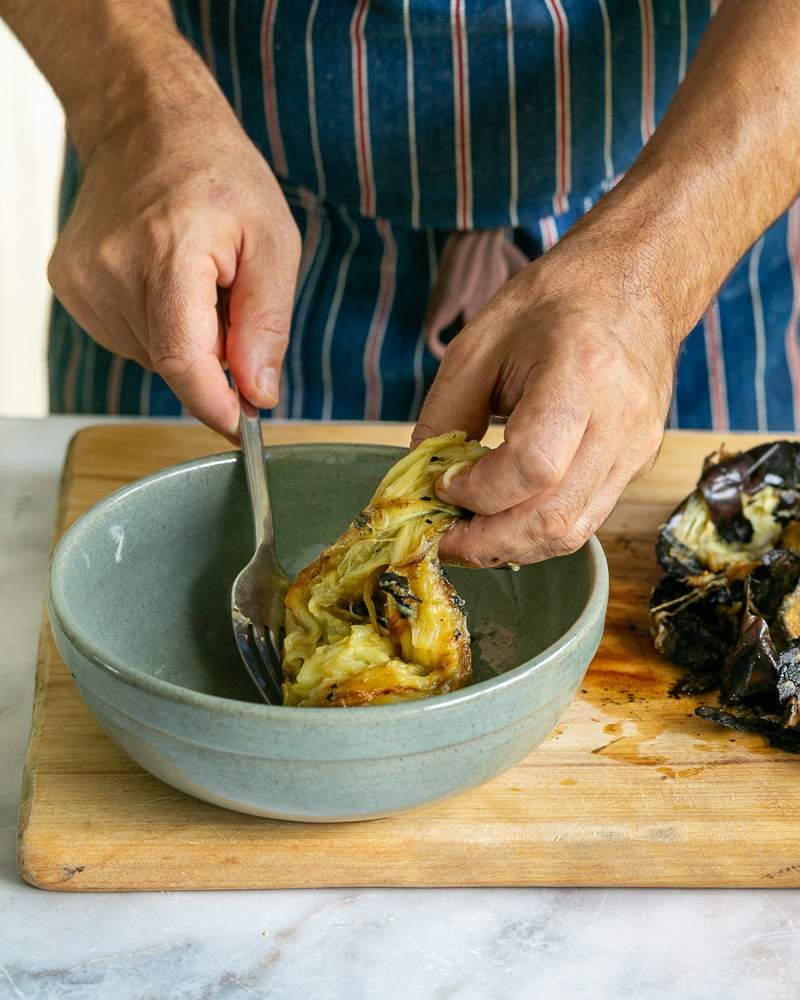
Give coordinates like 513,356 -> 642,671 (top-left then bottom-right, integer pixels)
649,441 -> 800,749
661,489 -> 783,578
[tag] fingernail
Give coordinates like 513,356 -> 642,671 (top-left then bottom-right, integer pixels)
435,469 -> 465,504
256,367 -> 279,407
434,477 -> 452,504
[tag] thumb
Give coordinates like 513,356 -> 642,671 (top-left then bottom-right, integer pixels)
226,231 -> 298,408
146,257 -> 240,438
411,334 -> 494,448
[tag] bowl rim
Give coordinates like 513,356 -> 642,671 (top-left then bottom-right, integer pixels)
48,443 -> 609,724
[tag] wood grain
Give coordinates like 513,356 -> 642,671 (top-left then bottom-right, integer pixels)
16,423 -> 800,891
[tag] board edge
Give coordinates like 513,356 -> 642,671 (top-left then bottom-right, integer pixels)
16,429 -> 85,891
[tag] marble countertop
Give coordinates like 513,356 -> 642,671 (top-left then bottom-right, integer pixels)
2,416 -> 799,1000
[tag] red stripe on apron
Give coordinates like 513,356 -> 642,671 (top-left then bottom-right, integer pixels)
364,219 -> 398,420
106,355 -> 125,416
540,215 -> 559,251
352,0 -> 375,217
452,0 -> 472,229
262,0 -> 288,177
639,0 -> 655,141
784,201 -> 800,428
544,0 -> 571,215
703,300 -> 729,430
199,0 -> 217,76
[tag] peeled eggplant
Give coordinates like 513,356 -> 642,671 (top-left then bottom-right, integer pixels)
281,431 -> 484,708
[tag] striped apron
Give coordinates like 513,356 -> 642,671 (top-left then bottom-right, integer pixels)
49,1 -> 800,430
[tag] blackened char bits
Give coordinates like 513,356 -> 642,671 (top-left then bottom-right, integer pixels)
649,440 -> 800,752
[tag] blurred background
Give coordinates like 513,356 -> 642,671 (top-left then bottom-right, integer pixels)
1,21 -> 63,417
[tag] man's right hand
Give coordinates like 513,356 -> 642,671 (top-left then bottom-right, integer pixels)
48,92 -> 300,436
0,0 -> 302,436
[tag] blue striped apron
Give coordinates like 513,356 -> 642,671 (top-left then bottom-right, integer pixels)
49,1 -> 800,430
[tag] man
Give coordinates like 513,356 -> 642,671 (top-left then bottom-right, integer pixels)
3,1 -> 800,567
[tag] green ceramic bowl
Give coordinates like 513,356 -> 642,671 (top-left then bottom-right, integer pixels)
48,443 -> 608,821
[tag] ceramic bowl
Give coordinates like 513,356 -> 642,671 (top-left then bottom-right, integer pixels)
48,443 -> 608,821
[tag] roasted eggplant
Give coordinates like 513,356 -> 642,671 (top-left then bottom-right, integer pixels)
649,573 -> 741,681
648,440 -> 800,750
719,579 -> 779,705
281,431 -> 485,707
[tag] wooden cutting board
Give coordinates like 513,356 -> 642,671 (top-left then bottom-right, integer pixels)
17,423 -> 800,891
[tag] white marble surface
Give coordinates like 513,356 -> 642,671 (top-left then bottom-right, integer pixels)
2,416 -> 800,1000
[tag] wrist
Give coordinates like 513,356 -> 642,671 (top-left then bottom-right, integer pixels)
63,13 -> 225,164
532,206 -> 682,363
562,158 -> 727,349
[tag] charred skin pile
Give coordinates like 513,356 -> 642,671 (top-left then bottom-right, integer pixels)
281,431 -> 487,708
649,441 -> 800,751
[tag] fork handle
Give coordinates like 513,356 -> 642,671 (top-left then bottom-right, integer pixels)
236,388 -> 276,551
218,292 -> 276,552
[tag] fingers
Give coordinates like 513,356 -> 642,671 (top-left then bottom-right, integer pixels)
225,229 -> 299,409
411,335 -> 495,447
146,256 -> 240,436
439,431 -> 629,567
435,364 -> 591,516
48,251 -> 152,370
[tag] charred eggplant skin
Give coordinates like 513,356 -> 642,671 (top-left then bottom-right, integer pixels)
777,648 -> 800,729
649,440 -> 800,752
649,575 -> 739,677
699,441 -> 800,537
749,550 -> 800,624
655,508 -> 707,579
656,441 -> 800,579
719,580 -> 779,706
378,571 -> 421,618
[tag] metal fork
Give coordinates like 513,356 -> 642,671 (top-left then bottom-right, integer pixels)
224,323 -> 290,705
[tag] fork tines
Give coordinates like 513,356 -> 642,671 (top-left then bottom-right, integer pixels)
234,619 -> 284,705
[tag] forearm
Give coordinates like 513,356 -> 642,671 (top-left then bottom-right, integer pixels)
570,0 -> 800,341
0,0 -> 225,161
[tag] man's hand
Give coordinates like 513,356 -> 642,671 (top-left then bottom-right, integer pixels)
414,0 -> 800,567
48,99 -> 300,437
2,0 -> 300,437
413,244 -> 677,567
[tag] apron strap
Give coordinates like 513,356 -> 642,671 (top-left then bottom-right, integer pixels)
425,229 -> 530,359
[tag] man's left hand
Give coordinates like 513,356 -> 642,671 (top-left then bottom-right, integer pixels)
412,233 -> 678,567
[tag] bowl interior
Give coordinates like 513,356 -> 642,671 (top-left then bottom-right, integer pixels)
52,444 -> 594,704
